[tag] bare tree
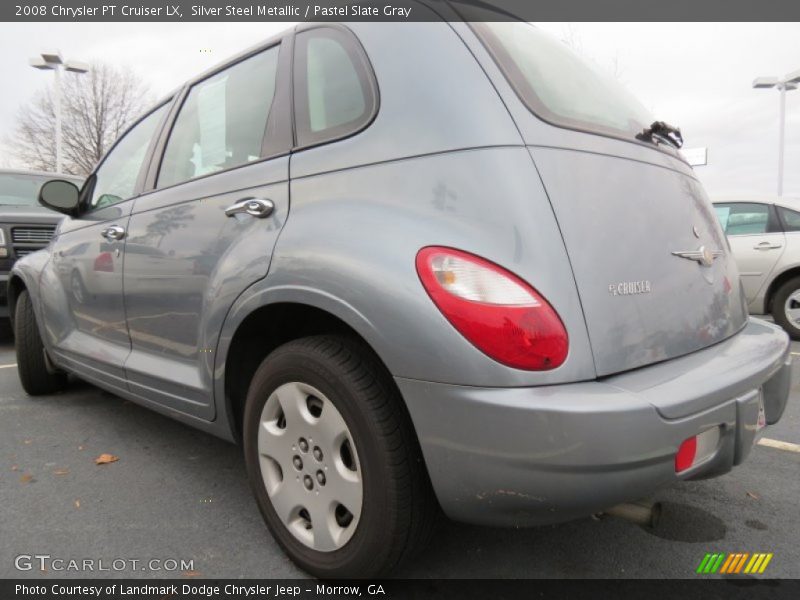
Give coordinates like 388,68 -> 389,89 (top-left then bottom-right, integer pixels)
8,62 -> 153,175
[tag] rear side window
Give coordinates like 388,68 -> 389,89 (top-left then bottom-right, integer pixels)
158,44 -> 280,188
294,27 -> 377,147
714,203 -> 779,236
473,22 -> 654,142
778,206 -> 800,232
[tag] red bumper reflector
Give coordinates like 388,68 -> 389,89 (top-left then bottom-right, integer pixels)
675,435 -> 697,472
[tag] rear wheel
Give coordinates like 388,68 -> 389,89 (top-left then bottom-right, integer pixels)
14,290 -> 67,395
773,277 -> 800,340
243,335 -> 437,578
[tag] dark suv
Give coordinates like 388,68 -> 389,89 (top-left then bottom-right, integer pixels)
0,169 -> 83,318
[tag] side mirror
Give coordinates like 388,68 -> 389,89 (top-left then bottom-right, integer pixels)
39,179 -> 80,215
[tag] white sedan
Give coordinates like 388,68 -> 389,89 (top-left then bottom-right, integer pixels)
713,195 -> 800,338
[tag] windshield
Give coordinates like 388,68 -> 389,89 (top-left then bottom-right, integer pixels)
0,173 -> 80,206
474,22 -> 655,140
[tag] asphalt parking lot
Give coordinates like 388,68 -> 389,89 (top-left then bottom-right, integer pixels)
1,323 -> 798,580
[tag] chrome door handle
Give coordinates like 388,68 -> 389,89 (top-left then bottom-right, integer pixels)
225,197 -> 274,218
753,242 -> 782,250
101,225 -> 126,241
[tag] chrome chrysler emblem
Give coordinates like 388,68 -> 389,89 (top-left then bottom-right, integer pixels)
672,245 -> 722,267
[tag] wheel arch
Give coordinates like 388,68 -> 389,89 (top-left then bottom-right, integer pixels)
765,265 -> 800,314
219,296 -> 405,445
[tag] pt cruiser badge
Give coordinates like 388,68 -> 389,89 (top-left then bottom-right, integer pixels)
672,246 -> 723,268
609,280 -> 652,296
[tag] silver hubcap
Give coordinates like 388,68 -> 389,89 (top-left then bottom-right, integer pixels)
785,290 -> 800,328
257,382 -> 362,552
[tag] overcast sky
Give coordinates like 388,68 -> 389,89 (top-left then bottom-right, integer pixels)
0,21 -> 797,197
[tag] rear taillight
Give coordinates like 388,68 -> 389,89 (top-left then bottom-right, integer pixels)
93,252 -> 114,272
415,246 -> 568,370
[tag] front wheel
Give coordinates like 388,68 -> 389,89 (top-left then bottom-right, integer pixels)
243,335 -> 437,578
772,276 -> 800,340
14,289 -> 68,395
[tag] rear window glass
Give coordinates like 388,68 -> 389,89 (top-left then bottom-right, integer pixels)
473,22 -> 654,141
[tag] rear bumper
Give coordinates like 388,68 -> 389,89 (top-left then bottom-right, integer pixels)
398,318 -> 791,526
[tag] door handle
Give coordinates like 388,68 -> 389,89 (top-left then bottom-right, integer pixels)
753,241 -> 782,250
225,197 -> 274,219
101,225 -> 126,241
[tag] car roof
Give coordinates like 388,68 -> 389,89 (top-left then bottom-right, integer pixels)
711,194 -> 800,207
0,168 -> 83,182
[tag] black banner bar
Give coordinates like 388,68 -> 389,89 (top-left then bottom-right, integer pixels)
4,0 -> 800,22
3,579 -> 800,600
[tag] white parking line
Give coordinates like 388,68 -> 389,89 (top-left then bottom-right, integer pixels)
0,363 -> 18,369
758,437 -> 800,453
790,351 -> 800,357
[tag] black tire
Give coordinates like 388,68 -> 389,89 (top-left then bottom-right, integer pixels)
772,276 -> 800,340
243,335 -> 437,578
14,290 -> 68,395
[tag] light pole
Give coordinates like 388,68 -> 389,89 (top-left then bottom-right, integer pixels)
29,50 -> 89,174
753,69 -> 800,197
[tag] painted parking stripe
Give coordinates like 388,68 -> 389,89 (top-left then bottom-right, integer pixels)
758,437 -> 800,453
791,351 -> 800,357
0,363 -> 17,369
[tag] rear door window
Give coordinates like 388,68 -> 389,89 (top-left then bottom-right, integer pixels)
158,44 -> 281,188
714,203 -> 779,236
294,26 -> 377,147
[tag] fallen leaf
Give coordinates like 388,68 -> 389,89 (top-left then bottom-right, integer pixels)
183,571 -> 201,578
20,473 -> 34,483
53,468 -> 70,476
95,453 -> 119,465
746,491 -> 760,500
23,440 -> 32,445
11,465 -> 19,472
74,500 -> 81,509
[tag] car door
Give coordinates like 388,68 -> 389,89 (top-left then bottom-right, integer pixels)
39,103 -> 171,393
714,202 -> 785,304
121,36 -> 292,419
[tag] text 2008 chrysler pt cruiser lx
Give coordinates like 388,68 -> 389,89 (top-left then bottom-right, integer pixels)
9,16 -> 791,577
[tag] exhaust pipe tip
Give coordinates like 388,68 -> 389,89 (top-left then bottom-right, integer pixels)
602,500 -> 662,529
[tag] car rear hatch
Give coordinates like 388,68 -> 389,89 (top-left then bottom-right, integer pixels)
468,21 -> 749,376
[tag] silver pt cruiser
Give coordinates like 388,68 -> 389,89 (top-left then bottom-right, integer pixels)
9,16 -> 791,577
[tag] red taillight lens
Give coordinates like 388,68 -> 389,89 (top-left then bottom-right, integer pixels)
415,246 -> 568,370
675,436 -> 697,473
93,252 -> 114,272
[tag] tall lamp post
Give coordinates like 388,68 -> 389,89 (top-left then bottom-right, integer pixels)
753,69 -> 800,197
29,50 -> 89,174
